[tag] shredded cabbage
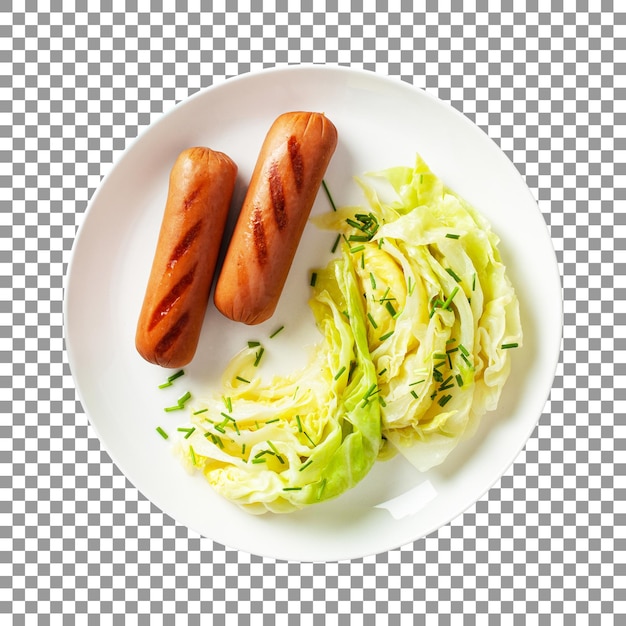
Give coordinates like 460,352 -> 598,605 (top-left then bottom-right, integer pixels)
176,154 -> 522,512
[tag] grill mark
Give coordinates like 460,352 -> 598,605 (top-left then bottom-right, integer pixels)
154,311 -> 190,358
268,161 -> 288,231
169,220 -> 203,268
252,205 -> 268,266
183,187 -> 200,210
288,135 -> 304,191
149,265 -> 196,331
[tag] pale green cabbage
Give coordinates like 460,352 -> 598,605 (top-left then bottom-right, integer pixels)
177,251 -> 381,514
176,154 -> 522,511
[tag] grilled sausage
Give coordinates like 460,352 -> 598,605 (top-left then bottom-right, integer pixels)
136,147 -> 237,367
214,111 -> 338,325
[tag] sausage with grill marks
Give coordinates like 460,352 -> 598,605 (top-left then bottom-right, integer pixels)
136,147 -> 237,367
214,111 -> 338,325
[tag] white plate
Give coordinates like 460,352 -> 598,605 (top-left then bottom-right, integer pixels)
64,65 -> 562,562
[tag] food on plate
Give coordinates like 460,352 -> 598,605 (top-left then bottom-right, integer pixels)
136,147 -> 237,368
173,154 -> 522,514
214,111 -> 338,325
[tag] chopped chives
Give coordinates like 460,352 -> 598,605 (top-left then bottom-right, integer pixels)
378,368 -> 387,376
251,457 -> 267,464
385,301 -> 397,317
248,340 -> 261,348
299,459 -> 314,472
189,446 -> 197,466
156,427 -> 169,440
214,423 -> 226,434
439,383 -> 455,391
456,374 -> 464,387
253,347 -> 265,367
501,343 -> 519,349
443,286 -> 459,310
459,344 -> 470,357
304,431 -> 315,447
224,396 -> 232,413
265,418 -> 280,424
164,404 -> 184,412
369,272 -> 377,289
283,487 -> 302,491
334,366 -> 347,380
178,391 -> 191,406
235,376 -> 250,384
461,353 -> 473,368
407,276 -> 415,296
310,272 -> 318,287
269,325 -> 284,338
331,233 -> 341,253
433,353 -> 447,360
409,379 -> 425,386
360,252 -> 365,269
410,390 -> 419,399
193,408 -> 208,415
379,331 -> 394,341
367,312 -> 378,329
472,273 -> 476,291
347,360 -> 358,384
363,383 -> 378,400
378,396 -> 387,407
322,179 -> 337,211
295,415 -> 303,432
349,234 -> 370,242
350,244 -> 365,254
445,268 -> 462,283
177,427 -> 196,440
158,381 -> 172,389
438,394 -> 453,407
446,233 -> 460,239
241,443 -> 246,456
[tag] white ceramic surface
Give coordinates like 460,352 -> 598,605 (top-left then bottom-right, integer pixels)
64,65 -> 562,562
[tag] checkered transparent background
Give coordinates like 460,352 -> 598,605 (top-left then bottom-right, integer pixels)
3,2 -> 624,622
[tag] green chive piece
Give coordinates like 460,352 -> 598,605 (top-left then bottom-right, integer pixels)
295,415 -> 303,433
367,312 -> 378,329
283,487 -> 302,491
334,366 -> 347,381
235,376 -> 250,384
379,331 -> 394,341
501,343 -> 519,349
410,390 -> 419,399
164,405 -> 184,412
322,179 -> 337,211
369,272 -> 377,290
349,234 -> 370,242
265,418 -> 280,424
433,353 -> 447,360
241,443 -> 246,456
214,423 -> 226,434
443,286 -> 459,310
378,368 -> 387,376
189,445 -> 197,466
156,427 -> 169,440
461,353 -> 473,368
350,244 -> 365,254
169,369 -> 184,382
472,273 -> 477,291
177,427 -> 196,440
409,379 -> 425,386
438,394 -> 453,407
360,252 -> 365,269
304,432 -> 315,447
378,396 -> 387,407
310,272 -> 318,287
253,347 -> 265,367
407,276 -> 415,296
269,325 -> 284,339
193,408 -> 208,415
158,381 -> 172,389
347,360 -> 358,384
459,344 -> 470,357
177,391 -> 191,406
331,233 -> 341,253
247,340 -> 261,348
385,300 -> 397,317
251,457 -> 267,464
445,268 -> 462,283
456,374 -> 464,387
446,233 -> 460,239
224,397 -> 232,413
299,459 -> 314,472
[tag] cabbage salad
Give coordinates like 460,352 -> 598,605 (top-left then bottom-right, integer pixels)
172,154 -> 522,514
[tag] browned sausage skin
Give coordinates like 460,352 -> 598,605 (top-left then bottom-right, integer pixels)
214,112 -> 338,325
136,147 -> 237,367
